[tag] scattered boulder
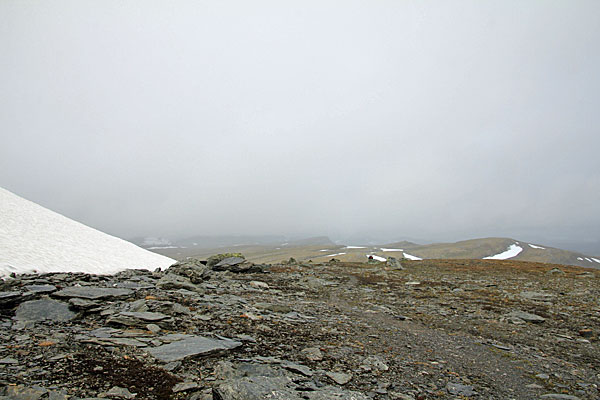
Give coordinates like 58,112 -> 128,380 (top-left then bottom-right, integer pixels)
386,257 -> 404,270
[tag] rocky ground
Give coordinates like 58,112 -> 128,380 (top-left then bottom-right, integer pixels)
0,256 -> 598,400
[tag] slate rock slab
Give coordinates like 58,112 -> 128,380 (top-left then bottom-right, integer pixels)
148,336 -> 242,362
507,310 -> 546,323
24,285 -> 57,294
15,298 -> 75,322
54,287 -> 133,300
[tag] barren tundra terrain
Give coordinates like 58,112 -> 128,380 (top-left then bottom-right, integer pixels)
0,257 -> 598,399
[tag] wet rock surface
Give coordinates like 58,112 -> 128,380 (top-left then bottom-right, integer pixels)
0,258 -> 598,399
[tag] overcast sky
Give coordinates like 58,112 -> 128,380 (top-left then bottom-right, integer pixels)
1,1 -> 599,246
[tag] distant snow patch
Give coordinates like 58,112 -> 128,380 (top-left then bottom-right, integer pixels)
592,258 -> 600,263
345,246 -> 366,249
147,246 -> 179,250
403,252 -> 422,261
380,248 -> 403,252
325,253 -> 346,257
577,257 -> 584,261
585,258 -> 593,262
319,249 -> 330,252
528,244 -> 545,250
483,244 -> 523,260
367,255 -> 386,262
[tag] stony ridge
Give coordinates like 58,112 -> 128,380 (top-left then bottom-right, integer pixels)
0,257 -> 598,399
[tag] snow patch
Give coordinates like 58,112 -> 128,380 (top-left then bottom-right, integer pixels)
528,244 -> 545,250
147,246 -> 179,250
483,244 -> 523,260
403,252 -> 422,261
585,258 -> 593,262
592,258 -> 600,263
380,248 -> 404,252
367,255 -> 386,262
577,257 -> 584,261
325,253 -> 346,257
0,187 -> 175,277
345,245 -> 366,249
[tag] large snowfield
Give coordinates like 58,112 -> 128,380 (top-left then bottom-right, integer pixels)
0,187 -> 175,277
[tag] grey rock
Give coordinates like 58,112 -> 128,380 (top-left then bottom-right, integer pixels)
446,382 -> 477,396
326,371 -> 353,385
104,386 -> 136,399
0,385 -> 49,400
54,287 -> 133,300
215,257 -> 245,268
119,311 -> 169,321
147,335 -> 242,362
281,361 -> 313,376
15,298 -> 75,322
360,355 -> 389,371
507,310 -> 546,323
24,284 -> 57,293
0,357 -> 18,364
547,268 -> 566,275
146,323 -> 161,333
301,346 -> 323,361
213,376 -> 299,400
172,382 -> 200,393
157,274 -> 198,291
540,395 -> 581,400
68,297 -> 100,309
386,257 -> 404,270
520,291 -> 555,302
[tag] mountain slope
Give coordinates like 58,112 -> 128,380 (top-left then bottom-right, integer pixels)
0,187 -> 175,276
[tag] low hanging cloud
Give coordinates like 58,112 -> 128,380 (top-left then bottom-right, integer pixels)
1,1 -> 599,246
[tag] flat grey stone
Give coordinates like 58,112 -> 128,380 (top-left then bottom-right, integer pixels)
540,395 -> 581,400
172,382 -> 199,392
157,274 -> 198,291
213,376 -> 300,400
326,371 -> 353,385
68,298 -> 100,309
119,311 -> 169,321
25,284 -> 57,293
0,357 -> 18,364
148,335 -> 242,362
281,361 -> 313,377
104,386 -> 136,399
215,257 -> 245,268
507,310 -> 546,323
446,382 -> 477,396
54,287 -> 133,300
360,355 -> 388,371
15,298 -> 75,322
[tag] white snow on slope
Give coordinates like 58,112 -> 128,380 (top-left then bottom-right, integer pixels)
577,257 -> 584,261
528,244 -> 545,250
325,253 -> 346,257
380,248 -> 403,252
0,187 -> 175,276
585,258 -> 593,263
403,252 -> 422,261
345,246 -> 366,249
367,255 -> 386,262
483,244 -> 523,260
592,258 -> 600,263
